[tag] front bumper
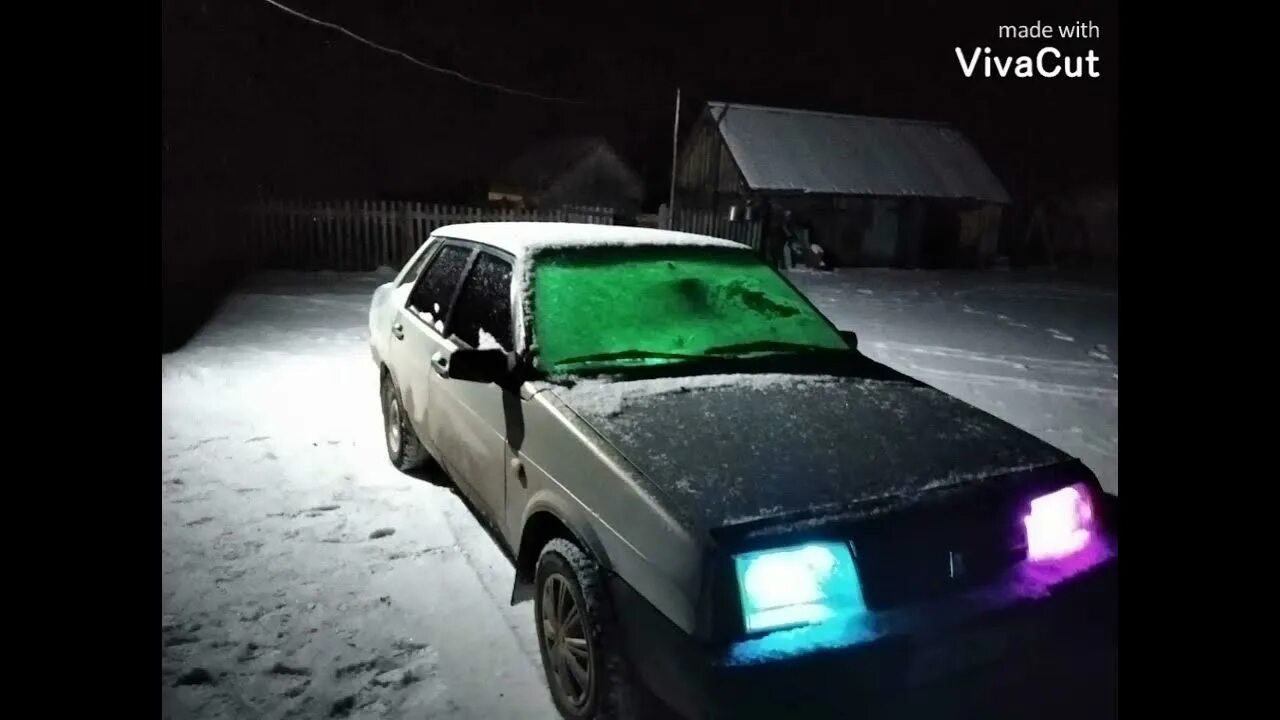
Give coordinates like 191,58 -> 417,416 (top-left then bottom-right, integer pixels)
611,541 -> 1117,720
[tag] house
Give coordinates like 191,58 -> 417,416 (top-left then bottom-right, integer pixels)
489,136 -> 644,220
674,102 -> 1011,268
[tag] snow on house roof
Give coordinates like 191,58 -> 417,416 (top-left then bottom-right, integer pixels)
705,101 -> 1011,203
430,222 -> 748,258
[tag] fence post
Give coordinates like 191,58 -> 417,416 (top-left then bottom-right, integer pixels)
308,199 -> 317,271
264,199 -> 274,268
335,200 -> 345,270
353,200 -> 362,271
400,201 -> 410,262
337,199 -> 348,270
283,198 -> 292,269
357,199 -> 367,269
373,198 -> 384,266
394,200 -> 405,266
335,198 -> 345,269
289,199 -> 300,269
346,200 -> 354,271
413,201 -> 423,254
324,200 -> 334,270
351,200 -> 362,271
274,199 -> 284,269
306,200 -> 315,270
349,199 -> 359,271
293,199 -> 302,271
373,200 -> 384,269
313,200 -> 322,271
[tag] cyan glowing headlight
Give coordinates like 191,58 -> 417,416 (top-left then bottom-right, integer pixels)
734,541 -> 866,633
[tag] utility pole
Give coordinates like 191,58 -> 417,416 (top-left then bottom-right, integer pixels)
667,87 -> 681,229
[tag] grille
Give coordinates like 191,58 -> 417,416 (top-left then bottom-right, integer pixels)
852,488 -> 1026,610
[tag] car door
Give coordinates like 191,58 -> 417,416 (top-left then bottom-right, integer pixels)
389,241 -> 474,469
372,239 -> 438,360
432,248 -> 518,521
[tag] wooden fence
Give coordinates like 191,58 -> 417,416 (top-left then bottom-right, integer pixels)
246,200 -> 616,270
667,208 -> 764,252
243,199 -> 764,271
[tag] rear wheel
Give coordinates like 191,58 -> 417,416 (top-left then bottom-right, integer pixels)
380,371 -> 430,471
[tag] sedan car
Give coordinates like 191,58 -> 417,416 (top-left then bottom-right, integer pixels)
368,222 -> 1117,720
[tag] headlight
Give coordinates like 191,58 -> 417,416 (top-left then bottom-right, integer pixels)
1023,483 -> 1095,561
733,541 -> 866,633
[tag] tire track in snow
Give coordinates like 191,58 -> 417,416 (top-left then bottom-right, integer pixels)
869,341 -> 1115,375
865,342 -> 1116,401
952,284 -> 1117,301
889,363 -> 1117,400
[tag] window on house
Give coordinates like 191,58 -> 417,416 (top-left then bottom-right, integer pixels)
407,243 -> 473,332
448,251 -> 515,351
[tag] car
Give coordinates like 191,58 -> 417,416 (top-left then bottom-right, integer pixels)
368,222 -> 1118,720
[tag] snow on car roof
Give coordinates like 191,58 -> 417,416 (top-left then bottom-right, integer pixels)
430,222 -> 748,257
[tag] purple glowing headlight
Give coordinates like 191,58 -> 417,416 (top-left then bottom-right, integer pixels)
1023,484 -> 1094,561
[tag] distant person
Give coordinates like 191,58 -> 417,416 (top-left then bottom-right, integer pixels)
782,213 -> 830,270
765,212 -> 790,268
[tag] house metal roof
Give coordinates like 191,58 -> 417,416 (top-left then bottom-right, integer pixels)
706,102 -> 1011,203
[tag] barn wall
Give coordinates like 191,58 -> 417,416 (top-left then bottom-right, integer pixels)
764,195 -> 1002,268
862,200 -> 902,265
675,113 -> 747,215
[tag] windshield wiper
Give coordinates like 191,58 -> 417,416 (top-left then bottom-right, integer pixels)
702,340 -> 845,355
556,349 -> 706,365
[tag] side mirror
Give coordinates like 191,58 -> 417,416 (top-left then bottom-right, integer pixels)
839,330 -> 858,350
447,348 -> 513,384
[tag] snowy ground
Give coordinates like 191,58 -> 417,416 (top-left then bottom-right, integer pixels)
162,270 -> 559,720
788,268 -> 1118,496
162,267 -> 1117,720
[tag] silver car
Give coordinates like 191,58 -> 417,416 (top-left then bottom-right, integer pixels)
369,222 -> 1118,720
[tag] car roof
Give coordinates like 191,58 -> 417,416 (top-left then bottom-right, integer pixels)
430,222 -> 749,258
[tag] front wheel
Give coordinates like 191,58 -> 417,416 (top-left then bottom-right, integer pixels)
380,372 -> 430,471
534,539 -> 653,720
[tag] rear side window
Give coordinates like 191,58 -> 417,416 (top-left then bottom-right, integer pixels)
408,244 -> 472,332
449,252 -> 514,351
397,241 -> 437,287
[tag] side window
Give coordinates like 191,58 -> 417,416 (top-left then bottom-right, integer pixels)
448,252 -> 514,351
407,244 -> 472,333
397,241 -> 437,287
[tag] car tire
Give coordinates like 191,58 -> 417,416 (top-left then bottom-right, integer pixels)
534,538 -> 651,720
380,371 -> 431,471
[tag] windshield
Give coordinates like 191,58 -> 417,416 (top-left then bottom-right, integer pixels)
530,245 -> 847,375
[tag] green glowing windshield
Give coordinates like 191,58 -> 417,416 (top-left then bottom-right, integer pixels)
530,245 -> 847,374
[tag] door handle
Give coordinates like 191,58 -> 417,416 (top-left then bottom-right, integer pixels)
391,322 -> 404,340
430,352 -> 450,378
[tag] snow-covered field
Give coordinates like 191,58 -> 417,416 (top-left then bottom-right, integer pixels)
788,268 -> 1118,496
162,267 -> 1117,719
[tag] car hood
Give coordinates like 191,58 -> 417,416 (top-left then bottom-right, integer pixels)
551,366 -> 1074,534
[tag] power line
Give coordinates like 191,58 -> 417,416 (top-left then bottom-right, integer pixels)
257,0 -> 587,105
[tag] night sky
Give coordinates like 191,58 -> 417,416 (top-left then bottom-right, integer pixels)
163,0 -> 1118,211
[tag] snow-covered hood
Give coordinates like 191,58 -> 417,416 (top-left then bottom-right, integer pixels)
552,369 -> 1073,534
